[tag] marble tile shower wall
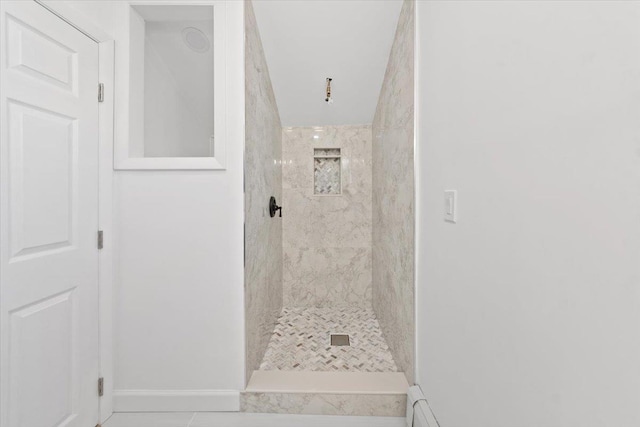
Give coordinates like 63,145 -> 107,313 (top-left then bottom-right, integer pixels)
244,0 -> 283,382
282,126 -> 372,307
372,0 -> 415,383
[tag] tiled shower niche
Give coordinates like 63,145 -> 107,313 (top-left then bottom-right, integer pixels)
314,148 -> 341,195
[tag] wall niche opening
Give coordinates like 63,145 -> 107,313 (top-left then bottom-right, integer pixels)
313,148 -> 341,195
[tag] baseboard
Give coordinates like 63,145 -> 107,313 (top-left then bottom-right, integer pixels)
113,389 -> 240,412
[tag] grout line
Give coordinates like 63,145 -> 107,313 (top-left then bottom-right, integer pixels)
186,412 -> 197,427
259,306 -> 398,373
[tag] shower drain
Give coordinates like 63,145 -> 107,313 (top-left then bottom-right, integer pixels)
330,334 -> 350,346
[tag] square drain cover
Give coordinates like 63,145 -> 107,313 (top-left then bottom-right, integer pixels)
331,334 -> 350,346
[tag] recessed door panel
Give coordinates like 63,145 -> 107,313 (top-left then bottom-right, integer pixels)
9,290 -> 76,427
8,101 -> 76,260
6,13 -> 77,93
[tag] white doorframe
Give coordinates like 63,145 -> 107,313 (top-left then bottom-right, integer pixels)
97,40 -> 115,423
33,1 -> 115,422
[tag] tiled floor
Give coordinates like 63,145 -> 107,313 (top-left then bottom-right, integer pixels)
103,412 -> 405,427
259,306 -> 398,372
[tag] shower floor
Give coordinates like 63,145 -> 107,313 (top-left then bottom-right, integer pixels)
259,306 -> 398,372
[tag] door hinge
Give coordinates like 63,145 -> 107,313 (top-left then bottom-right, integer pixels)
98,377 -> 104,397
98,83 -> 104,102
97,230 -> 104,250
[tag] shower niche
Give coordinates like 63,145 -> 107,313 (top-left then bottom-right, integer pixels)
114,1 -> 229,170
313,148 -> 341,195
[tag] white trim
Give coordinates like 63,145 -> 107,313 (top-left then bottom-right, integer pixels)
233,0 -> 247,389
113,390 -> 240,412
98,41 -> 115,423
413,0 -> 421,387
35,0 -> 112,42
114,156 -> 225,170
407,385 -> 440,427
114,0 -> 228,170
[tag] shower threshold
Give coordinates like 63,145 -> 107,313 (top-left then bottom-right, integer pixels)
242,306 -> 408,417
245,370 -> 408,394
242,370 -> 408,416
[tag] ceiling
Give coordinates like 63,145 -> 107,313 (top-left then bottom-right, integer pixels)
252,1 -> 404,127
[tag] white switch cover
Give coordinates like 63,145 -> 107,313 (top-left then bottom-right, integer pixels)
444,190 -> 457,223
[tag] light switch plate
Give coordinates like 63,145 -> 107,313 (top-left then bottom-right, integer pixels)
444,190 -> 457,223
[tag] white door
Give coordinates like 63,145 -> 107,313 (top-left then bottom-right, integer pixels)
0,1 -> 100,427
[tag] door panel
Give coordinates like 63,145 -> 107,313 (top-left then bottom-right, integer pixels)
6,13 -> 77,93
9,290 -> 75,427
8,100 -> 76,259
0,2 -> 100,427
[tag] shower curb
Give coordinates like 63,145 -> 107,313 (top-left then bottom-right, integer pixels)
241,371 -> 408,416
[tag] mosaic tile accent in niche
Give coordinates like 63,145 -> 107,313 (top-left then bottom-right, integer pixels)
314,148 -> 341,195
259,306 -> 398,372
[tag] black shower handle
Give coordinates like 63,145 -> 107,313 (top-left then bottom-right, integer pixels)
269,196 -> 282,218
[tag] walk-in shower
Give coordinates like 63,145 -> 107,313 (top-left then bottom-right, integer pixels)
243,0 -> 415,416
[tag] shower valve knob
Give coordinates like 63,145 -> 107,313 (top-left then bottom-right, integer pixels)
269,196 -> 282,218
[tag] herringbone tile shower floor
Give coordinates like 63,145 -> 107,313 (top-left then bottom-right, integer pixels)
259,307 -> 398,372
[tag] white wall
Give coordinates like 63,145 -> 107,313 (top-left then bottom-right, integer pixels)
416,2 -> 640,426
142,20 -> 214,157
58,0 -> 245,411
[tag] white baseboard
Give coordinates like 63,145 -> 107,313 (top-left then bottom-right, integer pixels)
113,389 -> 240,412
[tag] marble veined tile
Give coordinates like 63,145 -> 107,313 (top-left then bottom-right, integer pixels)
241,392 -> 406,417
314,148 -> 341,156
283,126 -> 371,193
282,125 -> 372,308
283,247 -> 372,307
282,188 -> 371,249
372,0 -> 415,384
259,306 -> 397,372
314,156 -> 341,195
244,0 -> 283,382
